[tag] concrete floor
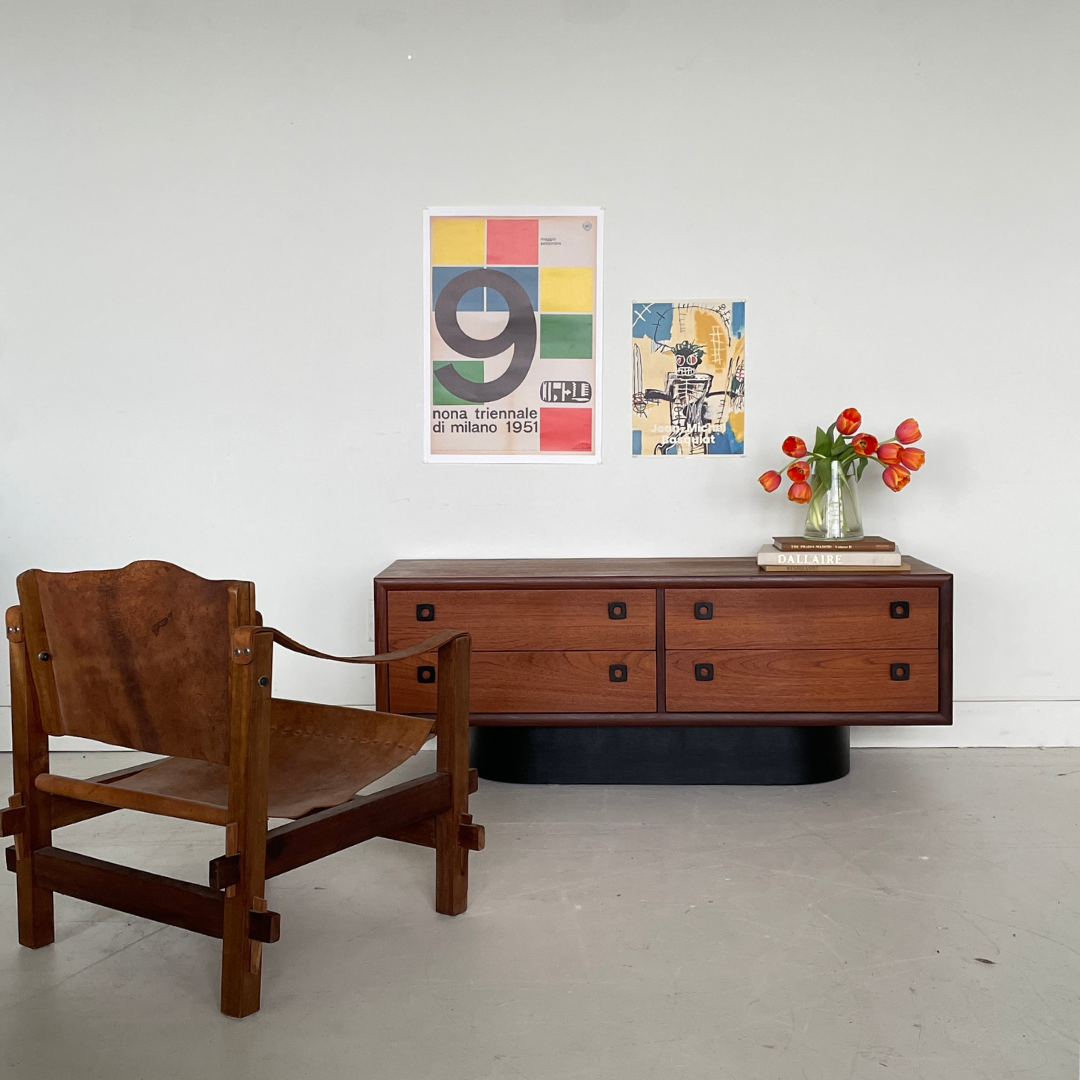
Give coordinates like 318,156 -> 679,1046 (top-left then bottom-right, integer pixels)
0,748 -> 1077,1080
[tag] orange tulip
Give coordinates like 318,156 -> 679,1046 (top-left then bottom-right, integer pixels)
782,436 -> 807,458
787,481 -> 813,503
758,470 -> 782,492
895,418 -> 921,444
882,463 -> 911,492
836,408 -> 862,435
876,441 -> 902,464
899,447 -> 925,471
786,461 -> 810,482
850,432 -> 878,457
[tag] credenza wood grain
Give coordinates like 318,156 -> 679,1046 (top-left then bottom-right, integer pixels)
374,558 -> 953,727
666,649 -> 940,712
665,587 -> 938,650
387,589 -> 656,651
389,650 -> 657,714
376,556 -> 944,585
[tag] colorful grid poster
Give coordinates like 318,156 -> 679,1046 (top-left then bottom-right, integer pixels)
631,300 -> 745,456
424,207 -> 602,463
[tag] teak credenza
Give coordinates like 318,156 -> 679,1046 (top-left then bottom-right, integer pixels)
374,558 -> 952,785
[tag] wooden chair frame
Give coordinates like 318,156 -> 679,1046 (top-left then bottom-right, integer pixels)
3,600 -> 479,1018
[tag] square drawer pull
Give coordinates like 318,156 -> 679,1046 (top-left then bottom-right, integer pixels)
609,664 -> 628,682
416,603 -> 435,622
608,601 -> 627,620
694,602 -> 713,620
417,665 -> 436,684
890,601 -> 909,619
695,663 -> 714,682
890,663 -> 910,681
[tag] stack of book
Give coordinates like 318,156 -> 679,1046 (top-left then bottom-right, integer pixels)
756,536 -> 910,572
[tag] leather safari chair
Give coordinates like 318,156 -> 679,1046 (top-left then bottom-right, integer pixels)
1,561 -> 481,1017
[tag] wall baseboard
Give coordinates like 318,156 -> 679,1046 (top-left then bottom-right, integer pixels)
850,699 -> 1080,747
0,700 -> 1076,753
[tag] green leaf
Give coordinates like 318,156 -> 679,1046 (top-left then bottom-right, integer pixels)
832,434 -> 846,455
813,426 -> 831,458
857,456 -> 869,480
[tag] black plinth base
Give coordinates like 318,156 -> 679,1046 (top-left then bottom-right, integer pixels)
470,725 -> 851,785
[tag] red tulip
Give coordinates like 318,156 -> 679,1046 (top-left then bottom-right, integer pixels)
899,447 -> 925,471
786,461 -> 810,482
895,418 -> 921,444
876,441 -> 902,464
882,463 -> 911,492
758,470 -> 782,492
836,408 -> 862,435
782,436 -> 807,458
787,481 -> 813,503
850,432 -> 878,457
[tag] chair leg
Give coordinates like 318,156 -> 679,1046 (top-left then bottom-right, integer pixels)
220,825 -> 265,1018
435,812 -> 469,916
435,635 -> 471,916
221,630 -> 273,1018
221,899 -> 263,1017
9,624 -> 54,949
15,839 -> 55,949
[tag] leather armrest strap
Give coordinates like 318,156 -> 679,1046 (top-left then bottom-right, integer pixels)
231,627 -> 467,666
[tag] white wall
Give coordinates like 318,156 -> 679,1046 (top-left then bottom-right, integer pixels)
1,0 -> 1077,748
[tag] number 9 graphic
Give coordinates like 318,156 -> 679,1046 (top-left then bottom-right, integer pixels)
433,268 -> 537,403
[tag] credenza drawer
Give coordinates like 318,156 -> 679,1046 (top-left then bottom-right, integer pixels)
387,589 -> 656,651
665,588 -> 938,650
389,650 -> 657,714
666,649 -> 939,712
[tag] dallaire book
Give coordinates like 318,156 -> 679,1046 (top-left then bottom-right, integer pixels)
756,544 -> 903,567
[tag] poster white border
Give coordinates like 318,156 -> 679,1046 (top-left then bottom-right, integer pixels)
423,205 -> 603,464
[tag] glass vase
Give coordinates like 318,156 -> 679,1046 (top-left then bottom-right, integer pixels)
803,458 -> 863,540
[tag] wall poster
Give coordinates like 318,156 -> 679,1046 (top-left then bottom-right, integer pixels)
631,300 -> 745,456
424,207 -> 602,463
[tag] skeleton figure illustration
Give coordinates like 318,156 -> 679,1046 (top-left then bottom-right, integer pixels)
634,339 -> 739,455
